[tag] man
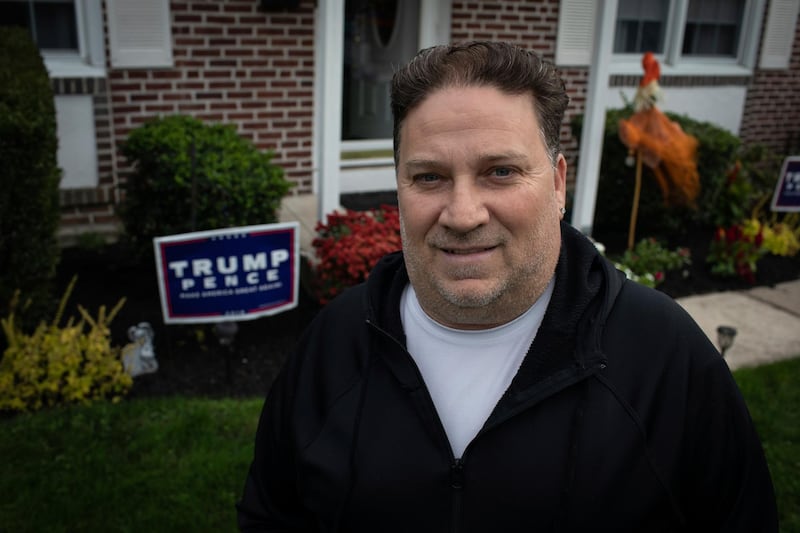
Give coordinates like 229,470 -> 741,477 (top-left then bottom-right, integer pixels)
238,41 -> 777,532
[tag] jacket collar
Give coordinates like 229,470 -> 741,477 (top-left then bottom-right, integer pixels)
364,222 -> 625,396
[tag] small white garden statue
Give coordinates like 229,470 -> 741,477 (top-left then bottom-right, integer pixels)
122,322 -> 159,377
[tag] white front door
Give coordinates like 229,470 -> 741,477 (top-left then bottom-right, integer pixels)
313,0 -> 451,207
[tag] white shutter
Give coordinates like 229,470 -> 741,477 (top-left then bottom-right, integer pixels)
759,0 -> 799,69
106,0 -> 173,68
555,0 -> 599,66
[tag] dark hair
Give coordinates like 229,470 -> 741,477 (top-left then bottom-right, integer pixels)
390,41 -> 569,164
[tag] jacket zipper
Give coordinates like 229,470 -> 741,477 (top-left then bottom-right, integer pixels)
366,319 -> 605,532
367,319 -> 467,532
450,458 -> 464,533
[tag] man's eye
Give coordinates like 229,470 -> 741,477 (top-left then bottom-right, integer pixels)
414,173 -> 440,183
492,167 -> 513,178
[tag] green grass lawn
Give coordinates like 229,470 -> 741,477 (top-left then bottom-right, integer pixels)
0,397 -> 262,532
734,357 -> 800,531
1,357 -> 798,532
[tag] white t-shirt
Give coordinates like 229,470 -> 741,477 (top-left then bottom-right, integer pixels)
400,279 -> 554,458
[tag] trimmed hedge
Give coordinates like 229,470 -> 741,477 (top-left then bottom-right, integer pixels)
0,27 -> 62,327
120,115 -> 292,257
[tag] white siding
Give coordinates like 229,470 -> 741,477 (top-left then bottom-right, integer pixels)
56,95 -> 99,189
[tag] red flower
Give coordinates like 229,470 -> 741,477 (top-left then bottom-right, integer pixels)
725,161 -> 741,186
312,206 -> 402,304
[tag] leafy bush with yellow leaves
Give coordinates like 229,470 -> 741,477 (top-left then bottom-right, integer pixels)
744,216 -> 800,258
0,278 -> 131,413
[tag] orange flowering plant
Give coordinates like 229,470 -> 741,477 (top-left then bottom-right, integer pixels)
312,206 -> 402,304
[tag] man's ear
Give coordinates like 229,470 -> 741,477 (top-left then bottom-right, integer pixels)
554,153 -> 567,205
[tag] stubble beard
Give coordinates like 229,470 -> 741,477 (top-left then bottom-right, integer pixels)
400,217 -> 559,328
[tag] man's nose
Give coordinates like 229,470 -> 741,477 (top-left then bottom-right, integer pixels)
438,179 -> 490,233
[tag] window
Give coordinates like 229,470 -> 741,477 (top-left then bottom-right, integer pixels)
609,0 -> 764,70
1,0 -> 106,191
614,0 -> 669,54
0,0 -> 79,51
682,0 -> 745,57
614,0 -> 747,58
0,0 -> 105,74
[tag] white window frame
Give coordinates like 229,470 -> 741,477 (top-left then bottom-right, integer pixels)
557,0 -> 766,76
612,0 -> 674,58
609,0 -> 765,76
31,0 -> 107,78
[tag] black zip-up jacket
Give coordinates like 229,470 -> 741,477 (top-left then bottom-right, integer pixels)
238,223 -> 777,532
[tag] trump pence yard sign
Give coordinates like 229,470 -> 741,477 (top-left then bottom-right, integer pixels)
153,222 -> 299,324
771,156 -> 800,212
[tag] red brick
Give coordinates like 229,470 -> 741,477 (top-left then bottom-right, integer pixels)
224,49 -> 255,57
193,27 -> 224,35
175,37 -> 205,46
193,48 -> 222,57
209,59 -> 238,67
143,103 -> 175,112
111,82 -> 142,92
209,80 -> 237,89
207,15 -> 235,24
191,3 -> 220,12
145,82 -> 173,91
227,27 -> 254,35
130,93 -> 159,102
175,14 -> 202,23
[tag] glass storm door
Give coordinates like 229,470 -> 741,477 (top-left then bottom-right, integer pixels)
342,0 -> 420,140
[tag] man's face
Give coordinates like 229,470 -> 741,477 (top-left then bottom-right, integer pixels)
396,85 -> 567,329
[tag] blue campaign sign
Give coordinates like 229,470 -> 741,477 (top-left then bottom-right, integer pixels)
153,222 -> 300,324
771,156 -> 800,212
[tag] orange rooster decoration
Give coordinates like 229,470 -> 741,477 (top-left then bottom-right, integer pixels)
618,52 -> 700,249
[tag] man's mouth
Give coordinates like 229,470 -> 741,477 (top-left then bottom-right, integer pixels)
441,246 -> 497,255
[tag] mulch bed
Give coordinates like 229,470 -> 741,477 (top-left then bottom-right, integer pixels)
54,223 -> 799,400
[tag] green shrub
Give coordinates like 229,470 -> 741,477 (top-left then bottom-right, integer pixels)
590,237 -> 689,288
0,277 -> 131,413
0,27 -> 62,327
709,143 -> 784,228
612,237 -> 691,287
120,115 -> 292,257
571,107 -> 740,243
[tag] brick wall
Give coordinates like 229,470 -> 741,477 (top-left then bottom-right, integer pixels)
59,0 -> 317,240
108,0 -> 316,188
450,0 -> 586,186
740,6 -> 800,155
58,0 -> 798,240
